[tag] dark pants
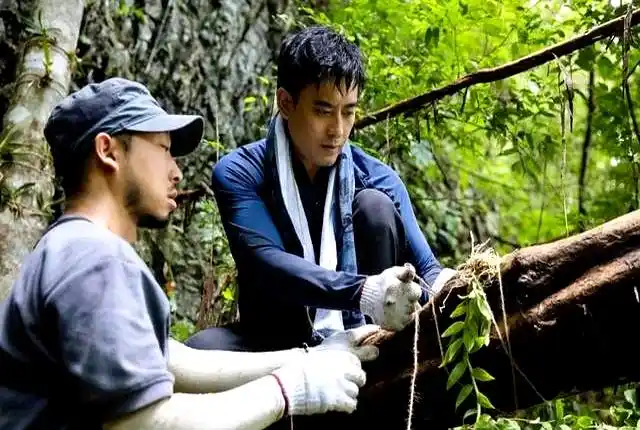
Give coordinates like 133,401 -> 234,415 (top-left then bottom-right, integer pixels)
184,188 -> 407,351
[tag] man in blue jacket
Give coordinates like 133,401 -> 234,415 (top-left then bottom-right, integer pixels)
186,25 -> 455,352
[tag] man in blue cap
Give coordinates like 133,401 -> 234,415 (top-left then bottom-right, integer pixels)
0,77 -> 380,430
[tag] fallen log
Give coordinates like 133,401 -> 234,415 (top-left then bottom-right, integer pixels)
292,209 -> 640,429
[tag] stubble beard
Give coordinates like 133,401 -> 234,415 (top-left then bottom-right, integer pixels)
124,177 -> 170,230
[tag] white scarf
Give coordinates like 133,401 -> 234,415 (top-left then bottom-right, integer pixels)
273,115 -> 344,334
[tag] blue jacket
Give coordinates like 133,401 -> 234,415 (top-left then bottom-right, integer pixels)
211,123 -> 443,349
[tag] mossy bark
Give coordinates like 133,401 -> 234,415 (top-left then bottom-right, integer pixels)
0,0 -> 84,301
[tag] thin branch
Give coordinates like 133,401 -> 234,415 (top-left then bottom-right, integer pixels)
623,7 -> 640,147
489,234 -> 521,249
144,0 -> 175,74
354,8 -> 640,130
578,69 -> 596,232
175,181 -> 214,205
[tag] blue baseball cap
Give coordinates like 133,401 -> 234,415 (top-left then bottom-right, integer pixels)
44,77 -> 205,158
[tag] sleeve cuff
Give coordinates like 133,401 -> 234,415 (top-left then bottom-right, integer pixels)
359,277 -> 380,318
101,377 -> 174,422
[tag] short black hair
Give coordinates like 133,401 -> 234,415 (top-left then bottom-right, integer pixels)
277,25 -> 366,100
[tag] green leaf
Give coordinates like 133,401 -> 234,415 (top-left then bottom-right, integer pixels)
625,388 -> 637,406
440,338 -> 463,367
497,419 -> 521,430
455,384 -> 473,410
467,316 -> 479,336
475,297 -> 493,322
554,399 -> 565,420
462,408 -> 478,423
463,329 -> 475,352
483,333 -> 491,347
472,367 -> 495,382
476,391 -> 495,409
441,321 -> 465,338
576,416 -> 593,428
541,422 -> 553,430
472,335 -> 486,352
221,288 -> 234,301
575,46 -> 596,71
450,302 -> 467,318
597,55 -> 615,79
447,360 -> 467,390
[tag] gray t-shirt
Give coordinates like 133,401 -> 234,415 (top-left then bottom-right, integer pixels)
0,216 -> 174,429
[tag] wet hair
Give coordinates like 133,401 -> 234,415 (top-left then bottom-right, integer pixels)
277,25 -> 366,101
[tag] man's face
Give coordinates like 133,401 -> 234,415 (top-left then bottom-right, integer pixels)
281,81 -> 359,177
121,132 -> 182,228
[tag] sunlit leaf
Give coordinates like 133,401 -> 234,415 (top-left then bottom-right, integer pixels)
442,321 -> 465,338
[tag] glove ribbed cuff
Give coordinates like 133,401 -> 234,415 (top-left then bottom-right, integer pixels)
271,373 -> 289,417
359,277 -> 380,320
272,362 -> 308,416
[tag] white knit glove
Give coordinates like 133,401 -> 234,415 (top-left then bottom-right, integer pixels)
309,324 -> 381,362
359,264 -> 422,331
272,350 -> 366,416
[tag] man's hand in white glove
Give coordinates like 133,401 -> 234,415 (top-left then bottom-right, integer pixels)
359,264 -> 422,331
310,324 -> 381,362
272,350 -> 366,416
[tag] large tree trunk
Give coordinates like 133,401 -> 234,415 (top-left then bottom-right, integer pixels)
0,0 -> 84,301
298,209 -> 640,429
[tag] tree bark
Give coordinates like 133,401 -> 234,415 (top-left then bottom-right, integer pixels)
297,209 -> 640,429
0,0 -> 84,301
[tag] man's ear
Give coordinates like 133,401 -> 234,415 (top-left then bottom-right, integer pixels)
276,88 -> 295,120
93,132 -> 122,173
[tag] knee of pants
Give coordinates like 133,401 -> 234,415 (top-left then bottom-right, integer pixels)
184,326 -> 249,351
353,188 -> 399,232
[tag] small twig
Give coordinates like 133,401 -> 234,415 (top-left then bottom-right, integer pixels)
175,181 -> 214,205
144,0 -> 175,74
553,53 -> 572,237
578,69 -> 596,232
385,114 -> 391,163
623,7 -> 640,148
